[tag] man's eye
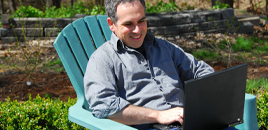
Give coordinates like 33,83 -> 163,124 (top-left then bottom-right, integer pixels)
139,20 -> 145,23
124,23 -> 132,26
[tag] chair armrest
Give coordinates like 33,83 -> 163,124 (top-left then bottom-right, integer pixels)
68,98 -> 137,130
236,93 -> 258,130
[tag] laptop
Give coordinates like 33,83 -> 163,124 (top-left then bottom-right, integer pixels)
151,63 -> 248,130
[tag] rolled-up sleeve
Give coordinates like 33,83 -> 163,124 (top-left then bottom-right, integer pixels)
84,54 -> 130,118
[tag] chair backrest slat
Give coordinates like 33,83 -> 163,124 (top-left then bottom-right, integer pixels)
97,15 -> 112,41
84,16 -> 105,48
72,18 -> 96,59
61,24 -> 88,74
54,15 -> 111,109
54,33 -> 84,99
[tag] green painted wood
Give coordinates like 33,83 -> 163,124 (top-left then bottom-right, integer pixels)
53,32 -> 84,99
69,102 -> 137,130
84,16 -> 105,48
236,94 -> 259,130
61,24 -> 88,74
97,15 -> 112,41
54,15 -> 137,130
72,18 -> 96,59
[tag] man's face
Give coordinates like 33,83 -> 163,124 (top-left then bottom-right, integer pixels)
107,1 -> 147,49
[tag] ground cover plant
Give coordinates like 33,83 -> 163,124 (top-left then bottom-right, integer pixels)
192,34 -> 268,129
0,94 -> 87,130
10,1 -> 105,18
8,0 -> 192,18
0,0 -> 268,129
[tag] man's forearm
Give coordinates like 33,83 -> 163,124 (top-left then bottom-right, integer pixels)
107,105 -> 184,125
107,105 -> 159,125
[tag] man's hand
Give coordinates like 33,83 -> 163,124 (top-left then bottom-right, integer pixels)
156,107 -> 184,125
107,105 -> 183,125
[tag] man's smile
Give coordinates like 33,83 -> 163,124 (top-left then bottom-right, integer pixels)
130,34 -> 142,40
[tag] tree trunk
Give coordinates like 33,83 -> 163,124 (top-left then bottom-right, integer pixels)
0,0 -> 3,14
8,0 -> 16,13
235,0 -> 239,8
70,0 -> 73,8
266,0 -> 268,12
47,0 -> 61,8
52,0 -> 61,8
94,0 -> 104,6
249,0 -> 254,12
46,0 -> 53,8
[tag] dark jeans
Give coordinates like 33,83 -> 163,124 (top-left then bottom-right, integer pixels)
133,124 -> 239,130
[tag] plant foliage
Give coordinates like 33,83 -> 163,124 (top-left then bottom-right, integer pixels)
0,95 -> 86,129
12,5 -> 43,18
11,1 -> 105,18
256,88 -> 268,129
146,1 -> 181,13
212,1 -> 230,9
233,36 -> 253,52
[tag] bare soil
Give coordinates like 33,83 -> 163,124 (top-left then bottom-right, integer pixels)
0,72 -> 76,102
0,49 -> 267,102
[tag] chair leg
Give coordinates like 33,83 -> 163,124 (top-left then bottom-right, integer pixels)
235,93 -> 259,130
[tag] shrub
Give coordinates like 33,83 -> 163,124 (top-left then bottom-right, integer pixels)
12,5 -> 43,18
11,1 -> 106,18
212,1 -> 230,9
146,1 -> 181,13
256,88 -> 268,129
0,94 -> 86,129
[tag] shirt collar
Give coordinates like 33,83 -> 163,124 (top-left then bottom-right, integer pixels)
110,32 -> 155,52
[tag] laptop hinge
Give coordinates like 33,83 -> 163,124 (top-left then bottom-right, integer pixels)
228,119 -> 244,127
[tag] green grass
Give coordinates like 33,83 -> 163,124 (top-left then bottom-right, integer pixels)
246,78 -> 268,94
233,36 -> 253,52
198,35 -> 268,65
192,49 -> 219,61
256,44 -> 268,54
233,36 -> 268,53
42,59 -> 64,72
44,58 -> 62,66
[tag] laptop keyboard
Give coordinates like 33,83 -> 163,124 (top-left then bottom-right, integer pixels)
163,124 -> 183,130
151,122 -> 183,130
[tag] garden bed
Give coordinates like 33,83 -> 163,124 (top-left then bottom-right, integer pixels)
0,33 -> 267,102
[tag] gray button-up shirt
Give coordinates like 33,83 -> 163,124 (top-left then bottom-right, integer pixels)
84,32 -> 214,119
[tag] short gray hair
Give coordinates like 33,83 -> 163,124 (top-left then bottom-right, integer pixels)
105,0 -> 146,24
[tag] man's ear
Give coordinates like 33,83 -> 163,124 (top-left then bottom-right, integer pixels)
107,17 -> 115,32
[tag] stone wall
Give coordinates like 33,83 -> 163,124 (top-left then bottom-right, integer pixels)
146,8 -> 254,36
0,8 -> 254,43
1,17 -> 78,43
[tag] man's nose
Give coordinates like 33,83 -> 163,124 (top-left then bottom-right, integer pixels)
132,25 -> 141,33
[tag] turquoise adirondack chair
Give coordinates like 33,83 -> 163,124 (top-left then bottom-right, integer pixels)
53,15 -> 258,130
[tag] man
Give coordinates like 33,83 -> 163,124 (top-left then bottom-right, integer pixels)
84,0 -> 215,129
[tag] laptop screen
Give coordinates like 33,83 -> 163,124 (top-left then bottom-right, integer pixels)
183,63 -> 248,130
